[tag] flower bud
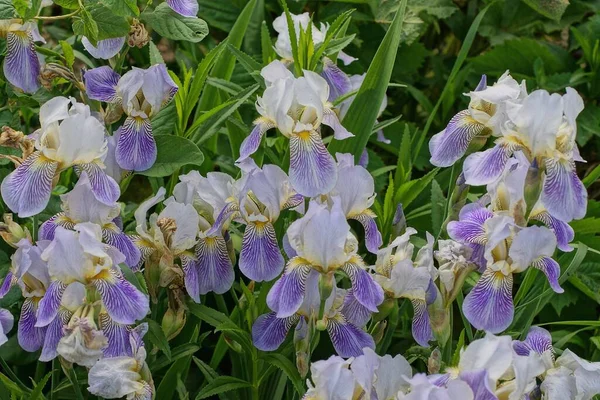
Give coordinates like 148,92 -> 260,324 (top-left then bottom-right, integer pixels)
428,295 -> 450,347
371,320 -> 387,345
0,214 -> 31,247
428,347 -> 442,374
391,203 -> 406,239
161,306 -> 186,340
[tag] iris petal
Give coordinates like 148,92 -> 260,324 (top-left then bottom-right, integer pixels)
4,31 -> 40,93
166,0 -> 199,17
267,257 -> 312,318
541,158 -> 587,222
411,299 -> 433,347
84,66 -> 121,102
289,130 -> 337,197
341,258 -> 384,312
429,110 -> 486,167
463,268 -> 513,333
239,221 -> 284,282
116,117 -> 156,171
327,316 -> 375,358
252,312 -> 299,351
93,269 -> 149,325
18,298 -> 46,352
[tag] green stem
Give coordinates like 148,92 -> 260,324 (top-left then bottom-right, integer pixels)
65,367 -> 84,400
35,10 -> 79,20
50,359 -> 59,400
0,356 -> 30,393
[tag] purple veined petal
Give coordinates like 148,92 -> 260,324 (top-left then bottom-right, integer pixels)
429,110 -> 487,167
458,370 -> 497,400
447,204 -> 493,245
463,268 -> 514,334
1,151 -> 58,218
525,326 -> 553,355
205,201 -> 240,237
82,36 -> 125,60
411,299 -> 433,347
359,148 -> 369,168
463,144 -> 513,186
512,340 -> 532,357
237,121 -> 274,162
282,193 -> 304,211
323,109 -> 353,140
541,158 -> 587,222
531,210 -> 574,252
18,298 -> 46,352
282,234 -> 297,259
321,58 -> 351,102
113,215 -> 124,231
181,235 -> 235,302
340,289 -> 372,327
83,66 -> 121,102
252,312 -> 299,351
35,281 -> 68,327
341,257 -> 384,312
166,0 -> 199,17
469,243 -> 487,272
99,312 -> 132,357
93,269 -> 149,325
267,257 -> 312,318
289,130 -> 337,197
350,211 -> 383,254
38,214 -> 74,241
532,256 -> 563,294
116,117 -> 156,172
240,221 -> 285,282
39,309 -> 71,362
0,272 -> 16,298
4,31 -> 40,93
131,235 -> 156,272
326,315 -> 375,358
103,226 -> 142,269
75,162 -> 121,205
426,279 -> 437,305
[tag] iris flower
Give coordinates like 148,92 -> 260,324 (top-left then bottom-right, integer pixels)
82,37 -> 126,60
84,64 -> 178,171
1,97 -> 119,217
0,20 -> 45,93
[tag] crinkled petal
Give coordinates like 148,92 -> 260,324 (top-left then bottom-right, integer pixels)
289,130 -> 337,197
1,152 -> 58,218
251,312 -> 299,351
116,117 -> 156,171
84,66 -> 121,102
4,31 -> 40,93
240,221 -> 284,282
429,110 -> 486,167
266,257 -> 312,318
541,158 -> 587,222
463,269 -> 513,333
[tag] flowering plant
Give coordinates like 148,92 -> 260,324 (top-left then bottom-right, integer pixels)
0,1 -> 599,399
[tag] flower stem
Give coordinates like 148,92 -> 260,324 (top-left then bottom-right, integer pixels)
35,10 -> 80,20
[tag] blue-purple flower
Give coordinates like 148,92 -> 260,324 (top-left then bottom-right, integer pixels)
0,97 -> 119,217
0,20 -> 45,93
0,308 -> 13,347
84,64 -> 178,171
82,37 -> 126,60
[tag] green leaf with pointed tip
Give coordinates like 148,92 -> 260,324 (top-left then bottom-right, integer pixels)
327,0 -> 408,160
522,0 -> 569,21
0,0 -> 16,19
143,3 -> 209,43
195,376 -> 253,400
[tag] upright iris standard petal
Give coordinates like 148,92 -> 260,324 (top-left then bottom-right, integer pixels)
239,221 -> 285,282
75,162 -> 120,205
463,268 -> 514,333
252,312 -> 299,351
289,130 -> 337,197
93,270 -> 149,325
541,158 -> 587,222
411,299 -> 433,347
267,258 -> 312,318
327,315 -> 375,358
1,152 -> 58,218
18,298 -> 46,352
351,212 -> 383,254
463,144 -> 513,186
84,66 -> 121,102
35,281 -> 67,327
341,258 -> 384,312
116,117 -> 156,171
447,203 -> 493,244
82,37 -> 125,60
4,31 -> 40,93
321,57 -> 351,102
429,110 -> 486,167
103,227 -> 142,269
39,309 -> 71,362
166,0 -> 199,17
182,235 -> 234,302
513,326 -> 554,357
238,121 -> 274,162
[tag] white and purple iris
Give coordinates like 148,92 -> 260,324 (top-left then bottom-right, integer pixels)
84,64 -> 178,171
238,60 -> 352,197
0,97 -> 120,217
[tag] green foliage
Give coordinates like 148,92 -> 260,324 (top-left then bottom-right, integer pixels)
142,4 -> 209,43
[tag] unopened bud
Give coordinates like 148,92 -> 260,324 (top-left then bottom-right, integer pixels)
40,63 -> 79,90
296,350 -> 309,378
429,297 -> 450,347
316,319 -> 327,331
428,347 -> 442,374
0,214 -> 31,247
391,203 -> 406,238
372,320 -> 387,345
161,306 -> 186,340
128,19 -> 149,48
223,334 -> 243,353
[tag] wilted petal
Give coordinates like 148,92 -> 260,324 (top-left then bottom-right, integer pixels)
463,144 -> 513,186
289,130 -> 337,197
39,309 -> 71,362
321,58 -> 350,102
166,0 -> 199,17
411,299 -> 433,347
351,212 -> 382,254
429,110 -> 486,167
93,270 -> 149,325
4,31 -> 40,93
541,158 -> 587,222
341,258 -> 383,312
103,227 -> 141,270
181,235 -> 234,302
82,37 -> 125,60
327,315 -> 375,358
116,117 -> 156,171
1,152 -> 58,218
238,121 -> 274,162
84,66 -> 121,102
18,298 -> 46,352
252,312 -> 299,351
267,257 -> 312,318
75,162 -> 120,205
463,269 -> 513,333
458,370 -> 497,400
533,257 -> 563,293
36,280 -> 67,327
87,357 -> 145,398
240,221 -> 285,282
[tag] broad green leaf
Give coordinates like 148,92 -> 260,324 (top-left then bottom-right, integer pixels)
569,262 -> 600,303
197,0 -> 240,32
149,41 -> 164,65
151,103 -> 178,136
99,0 -> 139,16
156,328 -> 199,399
143,3 -> 209,43
146,319 -> 172,360
53,0 -> 79,8
430,179 -> 445,238
138,135 -> 204,177
261,354 -> 306,396
187,302 -> 230,328
86,2 -> 130,41
327,0 -> 408,160
195,376 -> 253,400
0,0 -> 16,19
522,0 -> 569,21
59,40 -> 75,68
78,9 -> 99,43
